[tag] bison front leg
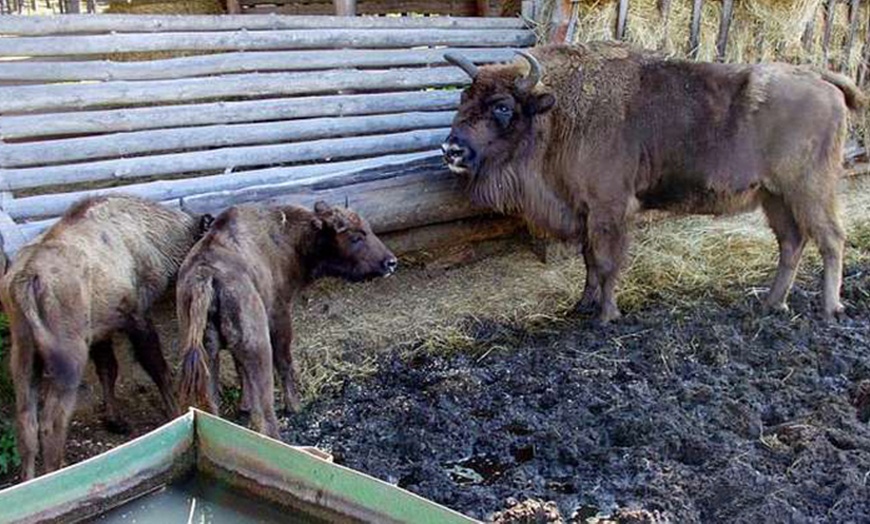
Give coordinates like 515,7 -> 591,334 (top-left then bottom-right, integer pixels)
126,317 -> 178,418
588,214 -> 629,323
90,340 -> 130,434
576,240 -> 602,313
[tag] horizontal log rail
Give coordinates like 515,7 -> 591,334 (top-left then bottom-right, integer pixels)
0,91 -> 461,140
0,128 -> 449,190
0,29 -> 535,57
0,15 -> 527,36
0,68 -> 470,113
0,48 -> 516,82
0,112 -> 455,167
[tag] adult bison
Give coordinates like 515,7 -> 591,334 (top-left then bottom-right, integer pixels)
442,42 -> 864,322
0,195 -> 211,480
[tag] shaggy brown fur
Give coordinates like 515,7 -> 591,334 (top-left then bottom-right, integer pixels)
444,42 -> 865,322
176,201 -> 397,438
0,195 -> 210,480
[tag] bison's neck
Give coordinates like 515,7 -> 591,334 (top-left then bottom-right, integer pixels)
471,161 -> 582,241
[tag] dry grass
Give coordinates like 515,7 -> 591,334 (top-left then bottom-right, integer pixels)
290,177 -> 870,400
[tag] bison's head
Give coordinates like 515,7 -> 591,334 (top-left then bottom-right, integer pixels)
311,201 -> 397,282
442,50 -> 555,178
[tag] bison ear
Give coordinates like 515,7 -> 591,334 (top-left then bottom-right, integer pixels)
531,93 -> 556,115
314,201 -> 332,215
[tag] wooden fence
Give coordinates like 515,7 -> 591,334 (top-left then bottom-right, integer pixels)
0,14 -> 535,257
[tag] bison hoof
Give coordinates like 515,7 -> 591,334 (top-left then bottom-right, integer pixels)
823,303 -> 846,323
102,417 -> 132,435
574,298 -> 599,315
283,399 -> 302,415
762,301 -> 789,316
597,307 -> 622,324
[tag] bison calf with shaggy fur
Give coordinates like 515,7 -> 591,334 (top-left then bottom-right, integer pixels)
0,196 -> 210,480
443,43 -> 864,322
176,201 -> 397,438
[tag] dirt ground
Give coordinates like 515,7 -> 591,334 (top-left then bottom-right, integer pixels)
283,266 -> 870,522
1,179 -> 869,523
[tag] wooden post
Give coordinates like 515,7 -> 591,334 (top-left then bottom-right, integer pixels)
549,0 -> 573,43
226,0 -> 241,14
858,5 -> 870,86
521,0 -> 534,19
616,0 -> 629,40
659,0 -> 671,51
822,0 -> 836,68
476,0 -> 489,17
716,0 -> 733,61
334,0 -> 356,16
689,0 -> 703,59
843,0 -> 861,72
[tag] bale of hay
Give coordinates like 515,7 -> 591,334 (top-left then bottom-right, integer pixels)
103,0 -> 225,61
105,0 -> 225,15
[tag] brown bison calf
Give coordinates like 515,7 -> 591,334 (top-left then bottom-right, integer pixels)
443,43 -> 865,322
176,201 -> 397,438
0,196 -> 210,480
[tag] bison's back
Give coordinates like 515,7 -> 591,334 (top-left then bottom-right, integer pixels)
3,196 -> 201,339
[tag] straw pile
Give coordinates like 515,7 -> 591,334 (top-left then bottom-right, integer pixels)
106,0 -> 225,15
561,0 -> 868,70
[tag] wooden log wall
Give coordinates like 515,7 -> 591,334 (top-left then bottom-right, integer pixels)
0,14 -> 535,256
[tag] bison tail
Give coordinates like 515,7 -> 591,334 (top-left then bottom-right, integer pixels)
178,275 -> 215,414
14,275 -> 57,357
821,70 -> 867,111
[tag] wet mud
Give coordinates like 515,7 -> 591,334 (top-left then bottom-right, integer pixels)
283,263 -> 870,522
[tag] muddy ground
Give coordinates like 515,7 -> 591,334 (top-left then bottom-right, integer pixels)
280,263 -> 870,523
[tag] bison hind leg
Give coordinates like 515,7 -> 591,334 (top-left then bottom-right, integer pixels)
10,324 -> 39,481
39,343 -> 87,475
761,192 -> 807,314
778,180 -> 846,320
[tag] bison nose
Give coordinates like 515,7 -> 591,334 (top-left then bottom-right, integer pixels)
442,140 -> 470,163
382,256 -> 398,276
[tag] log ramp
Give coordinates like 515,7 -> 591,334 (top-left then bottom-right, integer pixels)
0,14 -> 535,260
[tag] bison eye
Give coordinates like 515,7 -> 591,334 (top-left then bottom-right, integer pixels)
492,103 -> 513,126
350,233 -> 364,245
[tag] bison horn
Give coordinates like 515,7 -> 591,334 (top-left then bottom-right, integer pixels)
515,50 -> 542,92
444,52 -> 479,80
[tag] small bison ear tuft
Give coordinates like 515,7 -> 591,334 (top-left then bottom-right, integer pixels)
532,93 -> 556,115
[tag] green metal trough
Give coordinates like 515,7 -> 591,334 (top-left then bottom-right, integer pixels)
0,409 -> 477,523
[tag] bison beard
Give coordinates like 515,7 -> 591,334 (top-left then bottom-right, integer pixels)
443,42 -> 865,323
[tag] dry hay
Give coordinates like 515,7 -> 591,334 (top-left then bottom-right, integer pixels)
559,0 -> 867,71
290,177 -> 870,400
106,0 -> 224,15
